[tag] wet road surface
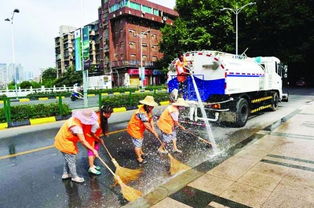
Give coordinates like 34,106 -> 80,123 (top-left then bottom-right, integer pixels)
0,88 -> 313,208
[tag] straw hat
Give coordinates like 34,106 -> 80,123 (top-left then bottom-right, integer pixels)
72,109 -> 98,125
139,96 -> 158,107
172,98 -> 189,107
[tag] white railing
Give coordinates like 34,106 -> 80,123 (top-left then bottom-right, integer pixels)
0,85 -> 109,98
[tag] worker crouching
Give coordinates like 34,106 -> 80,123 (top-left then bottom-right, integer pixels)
157,98 -> 189,153
54,109 -> 99,183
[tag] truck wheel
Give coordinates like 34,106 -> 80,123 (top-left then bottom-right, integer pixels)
234,98 -> 249,127
270,92 -> 279,111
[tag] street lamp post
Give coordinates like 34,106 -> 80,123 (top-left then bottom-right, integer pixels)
220,2 -> 256,56
5,9 -> 20,97
137,30 -> 150,89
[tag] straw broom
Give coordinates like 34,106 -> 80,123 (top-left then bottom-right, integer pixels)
155,135 -> 191,175
97,156 -> 142,202
101,142 -> 142,185
87,133 -> 142,185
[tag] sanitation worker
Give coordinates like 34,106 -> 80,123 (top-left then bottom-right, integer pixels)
127,96 -> 160,164
157,98 -> 189,153
54,109 -> 99,183
84,105 -> 113,175
175,52 -> 190,98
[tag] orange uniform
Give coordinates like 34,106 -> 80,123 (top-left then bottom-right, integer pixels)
127,106 -> 152,139
175,57 -> 188,83
157,105 -> 179,134
54,117 -> 84,154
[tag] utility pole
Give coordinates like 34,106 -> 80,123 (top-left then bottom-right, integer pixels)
5,9 -> 20,98
221,2 -> 256,56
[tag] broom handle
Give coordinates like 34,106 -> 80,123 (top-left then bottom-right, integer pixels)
183,129 -> 212,145
101,142 -> 114,160
97,156 -> 116,177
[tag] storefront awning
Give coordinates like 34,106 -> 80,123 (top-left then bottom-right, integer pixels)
128,69 -> 152,75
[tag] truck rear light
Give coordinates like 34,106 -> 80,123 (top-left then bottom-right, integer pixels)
211,104 -> 221,109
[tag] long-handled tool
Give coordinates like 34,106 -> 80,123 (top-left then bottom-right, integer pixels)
97,156 -> 142,202
155,135 -> 190,176
182,129 -> 212,146
101,142 -> 142,185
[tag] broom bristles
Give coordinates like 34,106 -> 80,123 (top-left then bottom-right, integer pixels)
115,165 -> 142,184
168,154 -> 191,176
116,177 -> 142,202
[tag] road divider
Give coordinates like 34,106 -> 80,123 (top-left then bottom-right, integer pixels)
30,116 -> 56,125
38,97 -> 49,101
160,101 -> 170,106
19,98 -> 30,102
0,123 -> 8,130
113,107 -> 127,113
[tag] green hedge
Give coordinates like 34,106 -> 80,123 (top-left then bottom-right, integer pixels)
101,92 -> 169,108
26,86 -> 167,99
0,103 -> 71,123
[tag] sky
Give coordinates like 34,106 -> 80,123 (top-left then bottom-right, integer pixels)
0,0 -> 176,77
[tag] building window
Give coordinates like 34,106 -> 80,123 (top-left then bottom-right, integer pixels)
151,34 -> 157,40
129,41 -> 136,49
152,45 -> 159,51
153,9 -> 159,16
142,43 -> 147,48
130,54 -> 136,60
129,1 -> 141,10
142,5 -> 153,14
152,56 -> 157,62
142,55 -> 147,61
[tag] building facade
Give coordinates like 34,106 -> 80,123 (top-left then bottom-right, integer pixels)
98,0 -> 178,86
55,23 -> 101,77
55,25 -> 76,77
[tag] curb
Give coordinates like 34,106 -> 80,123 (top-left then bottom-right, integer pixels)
0,100 -> 169,130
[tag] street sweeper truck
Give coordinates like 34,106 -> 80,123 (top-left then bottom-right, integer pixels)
167,50 -> 288,127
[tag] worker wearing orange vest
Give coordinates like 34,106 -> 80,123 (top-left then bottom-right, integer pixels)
54,109 -> 99,183
157,98 -> 189,153
84,105 -> 113,175
127,96 -> 159,164
175,52 -> 190,98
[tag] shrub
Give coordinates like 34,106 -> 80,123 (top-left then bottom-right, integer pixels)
102,92 -> 169,108
0,103 -> 71,123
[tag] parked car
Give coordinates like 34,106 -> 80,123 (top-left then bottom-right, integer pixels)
296,78 -> 306,87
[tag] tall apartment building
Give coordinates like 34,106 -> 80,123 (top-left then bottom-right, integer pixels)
55,25 -> 76,77
55,23 -> 101,77
0,63 -> 7,87
98,0 -> 178,86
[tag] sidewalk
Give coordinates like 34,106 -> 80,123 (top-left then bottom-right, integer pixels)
127,101 -> 314,208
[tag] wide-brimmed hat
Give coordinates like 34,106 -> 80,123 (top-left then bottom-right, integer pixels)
139,96 -> 158,107
172,98 -> 189,107
72,109 -> 98,125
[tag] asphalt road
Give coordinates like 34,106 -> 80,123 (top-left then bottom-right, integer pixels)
0,88 -> 313,208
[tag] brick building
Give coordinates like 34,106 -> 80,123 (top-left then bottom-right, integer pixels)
98,0 -> 178,87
